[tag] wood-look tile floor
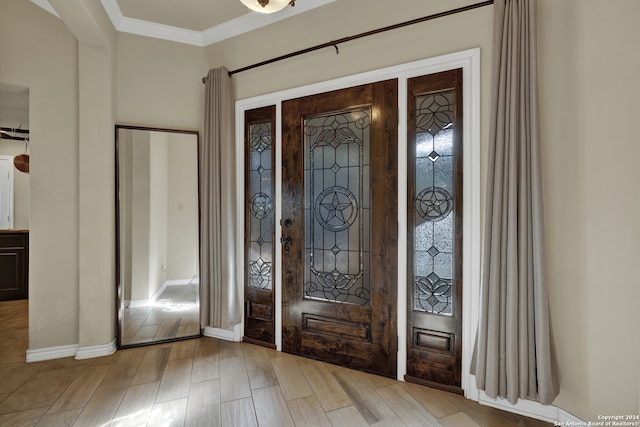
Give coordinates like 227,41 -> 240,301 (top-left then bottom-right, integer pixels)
0,299 -> 551,427
122,284 -> 200,346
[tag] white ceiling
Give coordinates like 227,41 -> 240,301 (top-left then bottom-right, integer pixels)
31,0 -> 337,46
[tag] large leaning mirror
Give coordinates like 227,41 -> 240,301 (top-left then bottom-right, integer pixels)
116,125 -> 200,348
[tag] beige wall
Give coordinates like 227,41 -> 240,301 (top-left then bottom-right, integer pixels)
116,34 -> 207,131
0,0 -> 80,349
2,0 -> 638,421
166,134 -> 199,281
538,0 -> 640,419
118,130 -> 133,302
130,131 -> 151,301
147,132 -> 169,297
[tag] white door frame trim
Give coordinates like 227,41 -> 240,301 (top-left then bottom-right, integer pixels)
0,156 -> 15,230
234,47 -> 482,398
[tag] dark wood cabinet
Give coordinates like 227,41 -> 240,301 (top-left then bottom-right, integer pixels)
0,231 -> 29,301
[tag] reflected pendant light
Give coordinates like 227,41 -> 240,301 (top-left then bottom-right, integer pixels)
240,0 -> 294,14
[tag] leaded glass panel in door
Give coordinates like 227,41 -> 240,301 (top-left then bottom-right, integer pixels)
413,91 -> 455,315
248,121 -> 273,291
303,109 -> 371,306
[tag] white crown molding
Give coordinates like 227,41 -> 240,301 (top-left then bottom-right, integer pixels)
31,0 -> 337,47
118,16 -> 205,46
99,0 -> 123,28
29,0 -> 59,18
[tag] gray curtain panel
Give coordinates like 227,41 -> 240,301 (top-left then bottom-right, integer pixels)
200,67 -> 241,330
471,0 -> 559,405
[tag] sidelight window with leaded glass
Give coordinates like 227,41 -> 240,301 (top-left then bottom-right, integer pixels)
413,90 -> 456,315
248,119 -> 274,291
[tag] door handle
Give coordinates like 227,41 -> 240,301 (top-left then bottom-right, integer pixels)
281,218 -> 293,228
280,235 -> 292,251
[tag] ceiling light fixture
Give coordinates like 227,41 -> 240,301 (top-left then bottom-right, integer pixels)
239,0 -> 295,14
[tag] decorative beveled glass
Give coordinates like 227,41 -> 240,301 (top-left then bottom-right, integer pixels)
303,109 -> 372,306
248,120 -> 273,290
413,91 -> 455,315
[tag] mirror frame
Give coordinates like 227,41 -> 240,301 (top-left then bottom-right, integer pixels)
115,124 -> 201,348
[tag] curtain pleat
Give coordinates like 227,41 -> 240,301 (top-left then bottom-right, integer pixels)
471,0 -> 559,405
200,67 -> 240,330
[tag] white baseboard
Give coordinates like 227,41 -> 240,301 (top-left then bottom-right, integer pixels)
26,344 -> 79,363
26,340 -> 117,363
557,409 -> 586,424
203,324 -> 242,342
165,279 -> 194,286
478,392 -> 583,424
75,340 -> 116,360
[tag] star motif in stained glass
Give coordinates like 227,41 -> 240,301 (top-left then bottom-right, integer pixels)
415,187 -> 453,222
321,193 -> 352,224
250,193 -> 272,219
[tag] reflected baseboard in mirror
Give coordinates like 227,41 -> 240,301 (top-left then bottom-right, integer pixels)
116,124 -> 201,348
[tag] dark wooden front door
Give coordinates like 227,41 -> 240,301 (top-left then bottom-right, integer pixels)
281,80 -> 398,377
406,69 -> 463,393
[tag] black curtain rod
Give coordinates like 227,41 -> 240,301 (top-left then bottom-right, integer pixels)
0,127 -> 29,141
1,134 -> 28,141
0,127 -> 29,134
202,0 -> 493,82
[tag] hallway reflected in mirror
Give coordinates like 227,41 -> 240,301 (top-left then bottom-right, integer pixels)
115,125 -> 201,348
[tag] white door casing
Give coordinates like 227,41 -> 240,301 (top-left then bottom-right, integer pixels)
235,48 -> 481,398
0,156 -> 15,230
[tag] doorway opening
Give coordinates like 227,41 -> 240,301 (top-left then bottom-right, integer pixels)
237,48 -> 481,396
